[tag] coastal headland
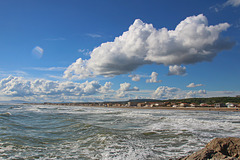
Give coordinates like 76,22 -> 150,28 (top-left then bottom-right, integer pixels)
26,96 -> 240,112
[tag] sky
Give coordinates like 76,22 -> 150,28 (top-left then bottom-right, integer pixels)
0,0 -> 240,102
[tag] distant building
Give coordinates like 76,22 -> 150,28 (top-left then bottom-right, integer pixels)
115,103 -> 122,107
128,102 -> 138,107
146,102 -> 159,107
215,103 -> 226,108
137,103 -> 146,107
179,103 -> 189,107
200,103 -> 209,107
190,103 -> 197,107
226,103 -> 236,108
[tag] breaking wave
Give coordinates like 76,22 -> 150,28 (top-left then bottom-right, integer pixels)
0,104 -> 239,159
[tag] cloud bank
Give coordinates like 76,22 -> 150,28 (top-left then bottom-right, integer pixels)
0,76 -> 112,101
64,14 -> 234,79
1,76 -> 239,102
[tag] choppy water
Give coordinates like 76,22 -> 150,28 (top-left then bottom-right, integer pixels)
0,104 -> 240,160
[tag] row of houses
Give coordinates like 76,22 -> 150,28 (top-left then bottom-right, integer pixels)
38,101 -> 240,108
127,101 -> 240,108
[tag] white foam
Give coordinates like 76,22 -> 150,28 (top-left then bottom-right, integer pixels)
147,116 -> 239,134
0,144 -> 13,152
0,112 -> 11,116
1,105 -> 240,159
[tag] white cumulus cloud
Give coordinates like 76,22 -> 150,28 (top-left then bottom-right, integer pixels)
116,82 -> 139,98
64,14 -> 234,79
152,86 -> 208,99
168,65 -> 186,76
186,90 -> 207,98
152,86 -> 180,99
187,83 -> 204,88
128,74 -> 141,81
0,76 -> 112,101
146,72 -> 162,83
99,82 -> 113,93
118,82 -> 139,92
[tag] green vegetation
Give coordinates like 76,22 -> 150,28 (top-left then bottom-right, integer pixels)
106,97 -> 240,105
36,96 -> 240,106
161,97 -> 240,104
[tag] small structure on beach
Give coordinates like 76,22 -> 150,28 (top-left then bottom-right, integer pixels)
128,101 -> 138,107
137,103 -> 146,107
226,102 -> 236,108
215,103 -> 226,108
179,103 -> 190,107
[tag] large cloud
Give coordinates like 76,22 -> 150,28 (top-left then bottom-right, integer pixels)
64,14 -> 234,79
0,76 -> 112,100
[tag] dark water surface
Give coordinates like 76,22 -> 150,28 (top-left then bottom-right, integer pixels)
0,104 -> 239,159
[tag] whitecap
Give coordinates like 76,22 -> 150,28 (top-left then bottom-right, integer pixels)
0,112 -> 12,116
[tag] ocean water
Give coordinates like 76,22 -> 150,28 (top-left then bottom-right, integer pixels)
0,104 -> 240,160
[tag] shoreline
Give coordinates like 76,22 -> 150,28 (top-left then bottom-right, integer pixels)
91,106 -> 240,112
35,103 -> 240,112
21,102 -> 240,112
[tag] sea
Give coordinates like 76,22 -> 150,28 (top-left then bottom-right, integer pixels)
0,104 -> 240,160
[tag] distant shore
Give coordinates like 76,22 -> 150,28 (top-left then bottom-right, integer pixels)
27,103 -> 240,112
89,105 -> 240,112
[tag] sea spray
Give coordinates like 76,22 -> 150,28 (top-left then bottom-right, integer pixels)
0,104 -> 239,159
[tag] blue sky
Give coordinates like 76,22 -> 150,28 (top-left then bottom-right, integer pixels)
0,0 -> 240,102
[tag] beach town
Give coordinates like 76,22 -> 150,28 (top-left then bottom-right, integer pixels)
28,96 -> 240,112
